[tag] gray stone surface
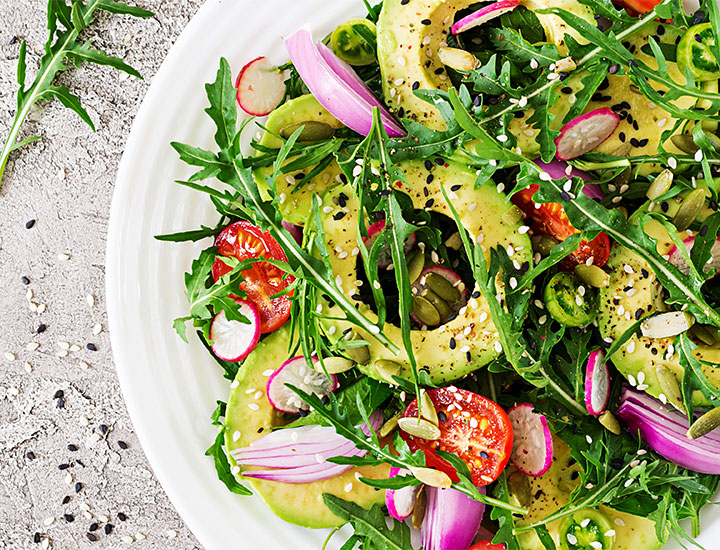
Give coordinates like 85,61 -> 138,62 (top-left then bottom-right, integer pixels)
0,1 -> 205,548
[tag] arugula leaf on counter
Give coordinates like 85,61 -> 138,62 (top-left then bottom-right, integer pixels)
0,0 -> 154,188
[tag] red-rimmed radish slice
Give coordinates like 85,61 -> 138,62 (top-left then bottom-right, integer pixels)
585,350 -> 611,415
285,28 -> 406,138
451,0 -> 519,34
669,236 -> 720,276
210,300 -> 260,362
554,107 -> 620,161
235,56 -> 286,116
532,159 -> 604,200
385,467 -> 421,520
266,356 -> 338,414
363,220 -> 417,268
507,403 -> 553,477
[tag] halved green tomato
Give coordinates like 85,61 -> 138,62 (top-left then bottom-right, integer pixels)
559,509 -> 615,550
544,272 -> 597,327
330,18 -> 377,66
677,23 -> 719,82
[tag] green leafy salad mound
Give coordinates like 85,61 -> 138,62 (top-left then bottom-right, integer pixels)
161,0 -> 720,548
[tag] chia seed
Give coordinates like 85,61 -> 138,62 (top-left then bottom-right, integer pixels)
117,512 -> 127,521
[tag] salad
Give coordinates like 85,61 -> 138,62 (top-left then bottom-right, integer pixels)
158,0 -> 720,548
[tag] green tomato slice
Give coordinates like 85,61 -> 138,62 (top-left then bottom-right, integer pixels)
330,18 -> 377,66
544,272 -> 597,327
559,509 -> 615,550
677,23 -> 719,82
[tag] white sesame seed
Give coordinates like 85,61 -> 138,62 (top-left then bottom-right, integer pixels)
627,340 -> 636,353
547,72 -> 560,80
57,253 -> 70,261
659,393 -> 668,404
79,415 -> 89,426
605,530 -> 616,537
628,374 -> 637,386
57,341 -> 69,350
121,535 -> 134,543
344,483 -> 353,493
518,225 -> 530,234
611,196 -> 622,204
530,58 -> 539,69
26,342 -> 40,351
637,384 -> 649,390
394,77 -> 404,86
56,351 -> 68,358
86,294 -> 95,307
668,157 -> 677,169
248,403 -> 260,411
695,149 -> 704,162
494,341 -> 502,353
167,530 -> 178,538
37,304 -> 46,313
397,55 -> 406,66
538,315 -> 547,325
590,543 -> 603,549
580,518 -> 591,528
41,539 -> 49,550
586,435 -> 593,444
575,295 -> 583,306
624,478 -> 635,488
24,362 -> 33,373
4,352 -> 15,361
43,517 -> 55,526
135,533 -> 146,541
615,518 -> 626,526
496,134 -> 508,143
510,277 -> 518,289
566,534 -> 578,545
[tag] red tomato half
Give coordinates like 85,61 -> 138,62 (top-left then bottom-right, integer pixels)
614,0 -> 661,14
401,388 -> 513,487
469,542 -> 507,550
212,221 -> 294,333
512,184 -> 610,268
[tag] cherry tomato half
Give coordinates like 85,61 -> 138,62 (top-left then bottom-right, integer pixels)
212,221 -> 294,333
512,184 -> 610,268
469,543 -> 507,550
401,388 -> 513,487
612,0 -> 661,14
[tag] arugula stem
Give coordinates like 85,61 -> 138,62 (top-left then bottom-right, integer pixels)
538,366 -> 587,415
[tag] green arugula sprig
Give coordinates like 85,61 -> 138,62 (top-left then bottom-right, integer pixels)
0,0 -> 153,188
206,401 -> 252,496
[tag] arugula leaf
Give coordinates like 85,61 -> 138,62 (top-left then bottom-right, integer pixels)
562,62 -> 610,123
205,401 -> 252,496
489,28 -> 561,69
491,472 -> 521,550
0,0 -> 153,188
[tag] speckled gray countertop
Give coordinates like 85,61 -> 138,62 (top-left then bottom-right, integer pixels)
0,1 -> 206,548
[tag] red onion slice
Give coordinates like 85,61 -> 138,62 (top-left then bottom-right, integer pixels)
421,486 -> 486,550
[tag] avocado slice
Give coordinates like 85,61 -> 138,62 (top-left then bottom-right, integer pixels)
519,0 -> 594,53
596,219 -> 720,408
510,435 -> 662,550
224,326 -> 390,528
254,94 -> 344,225
309,160 -> 532,384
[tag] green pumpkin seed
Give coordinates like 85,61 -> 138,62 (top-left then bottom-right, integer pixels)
502,205 -> 524,226
407,250 -> 425,284
379,412 -> 401,438
598,410 -> 622,435
655,364 -> 686,414
374,359 -> 403,383
409,466 -> 453,488
421,289 -> 452,321
671,134 -> 700,154
419,390 -> 439,425
574,264 -> 610,288
688,406 -> 720,439
646,169 -> 674,201
534,235 -> 559,256
280,121 -> 335,142
641,311 -> 696,338
343,329 -> 370,364
425,272 -> 461,303
413,295 -> 442,326
444,232 -> 463,251
412,486 -> 426,529
315,356 -> 355,374
673,188 -> 707,231
398,417 -> 442,440
690,324 -> 718,346
507,471 -> 531,508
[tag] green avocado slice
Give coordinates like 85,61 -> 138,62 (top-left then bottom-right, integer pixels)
596,219 -> 720,408
510,435 -> 663,550
224,326 -> 389,528
309,160 -> 532,384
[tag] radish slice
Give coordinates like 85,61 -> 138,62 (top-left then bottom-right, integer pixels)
507,403 -> 553,477
266,356 -> 338,414
285,28 -> 406,138
554,107 -> 620,161
210,300 -> 261,362
585,350 -> 611,415
235,56 -> 286,116
533,159 -> 604,200
363,220 -> 417,268
281,220 -> 304,244
669,236 -> 720,277
385,467 -> 421,520
451,0 -> 520,34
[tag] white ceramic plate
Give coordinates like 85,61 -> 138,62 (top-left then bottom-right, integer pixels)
107,1 -> 718,548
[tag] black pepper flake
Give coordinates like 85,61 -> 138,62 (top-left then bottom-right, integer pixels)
449,337 -> 456,349
450,184 -> 461,192
25,219 -> 36,229
37,324 -> 47,334
424,160 -> 434,171
332,212 -> 346,221
426,174 -> 434,184
58,463 -> 70,470
62,496 -> 71,505
466,351 -> 471,362
104,524 -> 113,535
22,276 -> 30,285
118,440 -> 128,450
86,343 -> 97,351
89,523 -> 99,532
75,482 -> 83,493
26,451 -> 36,460
421,18 -> 431,25
64,514 -> 74,523
86,533 -> 97,542
561,86 -> 572,94
34,532 -> 41,544
412,81 -> 420,90
117,512 -> 127,522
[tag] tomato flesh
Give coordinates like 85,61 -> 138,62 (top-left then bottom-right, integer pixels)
469,543 -> 507,550
613,0 -> 661,14
212,221 -> 294,333
512,184 -> 610,268
401,388 -> 513,487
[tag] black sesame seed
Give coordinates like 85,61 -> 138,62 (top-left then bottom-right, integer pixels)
660,202 -> 669,213
89,523 -> 98,532
62,496 -> 71,505
449,337 -> 456,349
513,110 -> 525,118
54,390 -> 64,399
629,59 -> 638,67
58,463 -> 70,470
34,532 -> 41,543
621,101 -> 631,110
480,451 -> 489,459
570,470 -> 580,480
630,138 -> 640,147
64,514 -> 74,523
561,86 -> 572,94
26,451 -> 36,460
695,33 -> 703,43
297,408 -> 309,417
117,512 -> 127,521
434,158 -> 444,165
425,199 -> 434,209
332,212 -> 346,221
473,95 -> 481,107
67,444 -> 77,452
118,440 -> 128,450
450,184 -> 461,192
619,132 -> 626,143
412,81 -> 420,90
622,41 -> 631,48
634,308 -> 644,320
256,427 -> 263,434
401,0 -> 410,4
397,107 -> 405,118
56,397 -> 65,409
434,67 -> 444,75
342,327 -> 352,335
598,78 -> 610,91
37,324 -> 47,334
611,103 -> 623,112
591,92 -> 603,102
424,160 -> 434,171
627,113 -> 634,124
657,24 -> 665,35
351,294 -> 362,301
22,276 -> 30,285
86,343 -> 97,351
641,268 -> 649,278
471,290 -> 480,299
321,395 -> 330,405
609,64 -> 619,74
438,411 -> 447,422
104,524 -> 113,535
710,200 -> 718,211
700,225 -> 709,236
295,173 -> 305,180
632,120 -> 639,131
75,482 -> 83,493
26,219 -> 36,229
426,174 -> 434,184
638,138 -> 648,147
611,457 -> 624,470
86,533 -> 97,542
339,173 -> 348,184
421,18 -> 431,25
693,10 -> 705,24
423,187 -> 429,197
560,191 -> 571,201
99,424 -> 108,435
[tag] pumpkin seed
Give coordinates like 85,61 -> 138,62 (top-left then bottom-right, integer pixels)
690,323 -> 718,346
280,121 -> 335,142
412,486 -> 426,530
671,134 -> 700,154
574,264 -> 610,288
419,390 -> 439,425
421,288 -> 452,321
315,356 -> 355,374
409,466 -> 453,489
445,232 -> 463,250
656,364 -> 686,414
555,56 -> 577,72
343,329 -> 370,364
425,272 -> 461,303
374,359 -> 403,383
646,169 -> 674,200
407,250 -> 425,284
641,311 -> 696,339
501,205 -> 524,226
412,295 -> 442,326
673,188 -> 707,231
507,471 -> 531,508
437,46 -> 478,72
398,416 -> 442,440
629,84 -> 643,95
598,410 -> 621,435
610,143 -> 633,157
688,406 -> 720,439
534,235 -> 559,256
379,412 -> 401,438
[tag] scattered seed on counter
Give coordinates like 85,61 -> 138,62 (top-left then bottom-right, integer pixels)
118,441 -> 128,450
24,362 -> 33,373
58,463 -> 70,470
74,483 -> 83,493
86,533 -> 97,542
86,343 -> 97,351
27,342 -> 40,351
167,529 -> 177,538
57,253 -> 70,261
136,532 -> 146,540
4,351 -> 16,361
43,517 -> 55,526
61,496 -> 71,505
63,514 -> 74,523
86,294 -> 95,307
92,324 -> 102,335
33,532 -> 41,543
89,522 -> 98,532
21,276 -> 31,285
105,524 -> 113,535
121,535 -> 134,543
117,512 -> 127,521
37,324 -> 47,334
99,424 -> 108,435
